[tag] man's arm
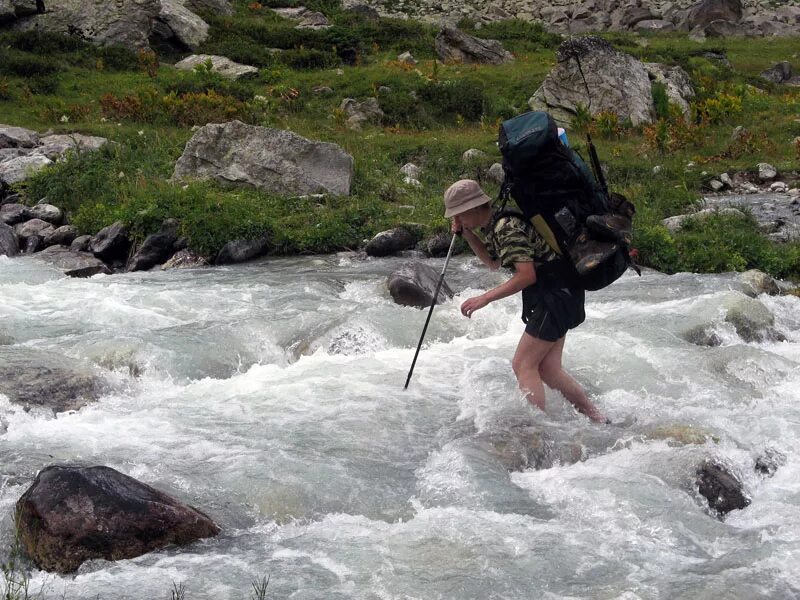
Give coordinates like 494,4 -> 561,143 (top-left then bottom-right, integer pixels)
461,262 -> 537,318
452,220 -> 500,270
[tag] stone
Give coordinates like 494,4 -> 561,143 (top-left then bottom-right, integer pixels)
635,19 -> 675,33
0,154 -> 52,185
156,0 -> 210,49
685,0 -> 742,30
173,121 -> 354,196
398,51 -> 417,65
487,162 -> 505,185
28,203 -> 63,226
127,219 -> 180,271
14,0 -> 161,50
0,124 -> 39,148
1,202 -> 32,225
15,218 -> 54,249
400,163 -> 421,179
89,221 -> 130,264
365,227 -> 416,257
652,165 -> 662,175
0,346 -> 104,413
0,221 -> 19,257
161,249 -> 208,270
620,6 -> 654,28
709,179 -> 724,192
462,148 -> 487,163
645,63 -> 695,116
421,232 -> 465,258
296,10 -> 330,29
341,98 -> 384,130
215,235 -> 270,265
702,19 -> 745,37
722,293 -> 780,342
0,148 -> 29,163
173,55 -> 258,80
312,85 -> 333,95
770,181 -> 788,193
15,465 -> 220,574
435,24 -> 514,65
760,61 -> 793,84
754,448 -> 786,477
530,37 -> 655,127
739,269 -> 780,297
69,234 -> 91,252
272,6 -> 309,19
32,133 -> 108,160
720,172 -> 733,188
43,225 -> 79,247
696,460 -> 750,516
387,261 -> 454,308
661,207 -> 745,233
34,244 -> 112,277
346,4 -> 380,20
757,162 -> 777,181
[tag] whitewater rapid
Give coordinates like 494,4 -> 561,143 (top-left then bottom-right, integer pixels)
1,253 -> 799,599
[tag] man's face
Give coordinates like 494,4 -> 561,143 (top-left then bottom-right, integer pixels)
454,205 -> 485,230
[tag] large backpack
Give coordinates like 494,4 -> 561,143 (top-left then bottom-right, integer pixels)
497,111 -> 636,291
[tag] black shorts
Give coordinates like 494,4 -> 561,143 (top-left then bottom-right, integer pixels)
521,285 -> 586,342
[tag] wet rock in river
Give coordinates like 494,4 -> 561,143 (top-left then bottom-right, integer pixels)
365,227 -> 417,257
754,447 -> 786,477
722,293 -> 783,342
387,261 -> 454,308
0,221 -> 19,257
215,235 -> 270,265
128,219 -> 180,271
34,245 -> 112,277
696,459 -> 751,516
89,220 -> 130,264
15,465 -> 220,574
738,269 -> 780,297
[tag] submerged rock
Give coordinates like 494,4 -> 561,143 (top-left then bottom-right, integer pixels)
15,465 -> 220,574
387,261 -> 454,308
34,245 -> 112,277
696,460 -> 750,516
722,294 -> 783,342
739,269 -> 780,297
754,448 -> 786,477
161,249 -> 208,270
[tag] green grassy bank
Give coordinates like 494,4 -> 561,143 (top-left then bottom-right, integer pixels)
1,0 -> 798,278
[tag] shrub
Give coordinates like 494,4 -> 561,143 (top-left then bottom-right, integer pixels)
0,52 -> 61,78
652,82 -> 670,120
693,91 -> 742,125
419,79 -> 486,122
279,48 -> 339,70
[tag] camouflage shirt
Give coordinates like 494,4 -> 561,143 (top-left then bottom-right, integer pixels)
483,213 -> 558,270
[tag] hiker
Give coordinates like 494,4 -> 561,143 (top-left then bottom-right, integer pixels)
444,179 -> 607,423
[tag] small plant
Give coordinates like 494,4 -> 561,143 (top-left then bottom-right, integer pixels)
571,102 -> 593,133
795,137 -> 800,163
0,78 -> 12,101
592,110 -> 621,138
693,91 -> 742,125
137,48 -> 159,78
251,574 -> 270,600
171,581 -> 186,600
652,81 -> 670,120
643,119 -> 671,154
2,539 -> 36,600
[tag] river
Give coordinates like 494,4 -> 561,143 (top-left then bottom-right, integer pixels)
1,253 -> 799,599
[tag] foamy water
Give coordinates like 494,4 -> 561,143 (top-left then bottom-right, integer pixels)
1,253 -> 799,599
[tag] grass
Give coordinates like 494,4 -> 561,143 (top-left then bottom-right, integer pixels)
0,2 -> 798,279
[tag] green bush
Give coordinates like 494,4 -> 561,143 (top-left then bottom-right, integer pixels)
419,79 -> 486,122
469,19 -> 561,52
280,48 -> 339,70
0,52 -> 61,77
652,82 -> 670,120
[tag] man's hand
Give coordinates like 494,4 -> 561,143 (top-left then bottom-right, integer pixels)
451,217 -> 462,235
461,294 -> 489,318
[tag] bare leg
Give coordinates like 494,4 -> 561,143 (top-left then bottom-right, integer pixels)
539,336 -> 606,423
511,332 -> 555,412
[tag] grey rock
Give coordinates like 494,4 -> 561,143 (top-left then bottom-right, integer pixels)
696,460 -> 750,516
14,0 -> 161,50
685,0 -> 742,30
702,19 -> 745,37
530,37 -> 655,127
15,218 -> 54,249
709,179 -> 724,192
215,235 -> 270,265
754,448 -> 786,477
127,219 -> 180,271
365,227 -> 416,257
723,293 -> 781,342
1,202 -> 32,225
0,148 -> 30,163
0,346 -> 104,413
770,181 -> 788,193
341,98 -> 384,130
757,162 -> 777,181
0,124 -> 39,148
398,51 -> 417,65
346,4 -> 380,20
620,6 -> 654,28
435,24 -> 514,65
43,225 -> 79,247
0,154 -> 52,185
400,163 -> 421,179
462,148 -> 487,163
184,0 -> 232,16
720,172 -> 734,188
739,269 -> 780,297
760,61 -> 793,84
645,63 -> 695,116
635,19 -> 675,33
0,221 -> 19,257
173,121 -> 354,196
173,54 -> 258,80
15,465 -> 220,574
33,133 -> 108,160
69,234 -> 91,252
312,85 -> 333,95
161,248 -> 208,270
387,261 -> 454,308
487,162 -> 505,185
89,221 -> 130,263
34,245 -> 112,277
28,203 -> 63,226
661,207 -> 745,233
296,10 -> 330,29
421,232 -> 465,258
272,6 -> 309,19
156,0 -> 209,49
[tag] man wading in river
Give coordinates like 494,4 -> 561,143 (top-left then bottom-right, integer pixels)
444,179 -> 607,423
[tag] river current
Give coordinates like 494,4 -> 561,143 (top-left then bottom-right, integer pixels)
1,253 -> 799,599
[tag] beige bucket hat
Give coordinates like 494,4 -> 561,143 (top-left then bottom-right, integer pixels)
443,179 -> 492,218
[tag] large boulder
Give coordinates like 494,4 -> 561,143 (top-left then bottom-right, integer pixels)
173,121 -> 354,196
32,133 -> 109,160
89,221 -> 131,264
28,203 -> 64,226
365,227 -> 416,257
435,24 -> 514,65
215,235 -> 270,265
529,37 -> 654,127
696,460 -> 750,516
15,218 -> 54,251
13,0 -> 161,49
0,154 -> 52,185
43,225 -> 79,248
722,293 -> 782,342
34,245 -> 113,277
0,124 -> 39,148
15,465 -> 220,574
1,202 -> 32,225
645,63 -> 695,116
184,0 -> 233,16
387,262 -> 454,308
0,346 -> 104,413
685,0 -> 742,30
127,219 -> 180,271
155,0 -> 209,50
173,54 -> 258,80
760,62 -> 793,85
0,221 -> 19,257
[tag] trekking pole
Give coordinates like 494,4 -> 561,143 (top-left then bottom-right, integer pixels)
404,232 -> 459,390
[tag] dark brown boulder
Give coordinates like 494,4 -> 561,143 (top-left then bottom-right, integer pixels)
685,0 -> 742,29
127,219 -> 180,271
15,465 -> 220,574
365,227 -> 417,257
89,221 -> 130,264
696,460 -> 750,516
215,234 -> 270,265
387,261 -> 454,308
